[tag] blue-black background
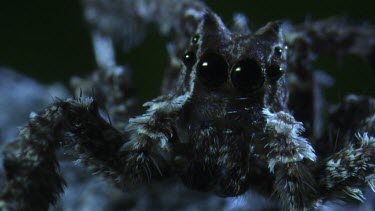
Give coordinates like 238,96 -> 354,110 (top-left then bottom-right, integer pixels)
0,0 -> 374,102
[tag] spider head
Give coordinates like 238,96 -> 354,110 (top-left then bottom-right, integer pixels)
176,11 -> 289,196
180,11 -> 288,121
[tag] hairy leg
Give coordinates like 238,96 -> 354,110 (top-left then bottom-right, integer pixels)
0,98 -> 127,210
263,108 -> 317,210
121,94 -> 190,186
0,97 -> 175,210
315,95 -> 375,204
318,133 -> 375,204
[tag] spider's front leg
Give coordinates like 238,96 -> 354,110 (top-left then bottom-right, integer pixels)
0,96 -> 178,211
117,99 -> 180,187
263,109 -> 318,210
0,98 -> 129,210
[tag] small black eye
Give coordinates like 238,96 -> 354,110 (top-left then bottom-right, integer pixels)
197,52 -> 228,87
192,35 -> 200,44
183,51 -> 196,67
231,59 -> 264,92
274,46 -> 283,57
267,63 -> 284,81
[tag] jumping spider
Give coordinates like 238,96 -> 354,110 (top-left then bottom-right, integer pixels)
1,1 -> 375,210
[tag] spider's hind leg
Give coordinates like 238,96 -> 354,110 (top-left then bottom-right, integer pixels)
316,95 -> 375,156
70,33 -> 140,131
286,18 -> 375,141
315,95 -> 375,204
317,133 -> 375,204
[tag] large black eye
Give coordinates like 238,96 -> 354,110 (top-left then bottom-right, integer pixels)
274,46 -> 283,58
197,52 -> 228,87
231,59 -> 264,92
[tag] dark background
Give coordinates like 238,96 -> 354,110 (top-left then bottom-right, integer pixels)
0,0 -> 374,102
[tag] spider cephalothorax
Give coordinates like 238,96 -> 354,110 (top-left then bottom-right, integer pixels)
0,2 -> 374,211
172,12 -> 290,196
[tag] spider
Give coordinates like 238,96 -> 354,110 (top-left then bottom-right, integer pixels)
0,1 -> 375,210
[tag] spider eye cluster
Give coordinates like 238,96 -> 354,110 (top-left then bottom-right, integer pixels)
182,35 -> 283,92
195,52 -> 264,92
